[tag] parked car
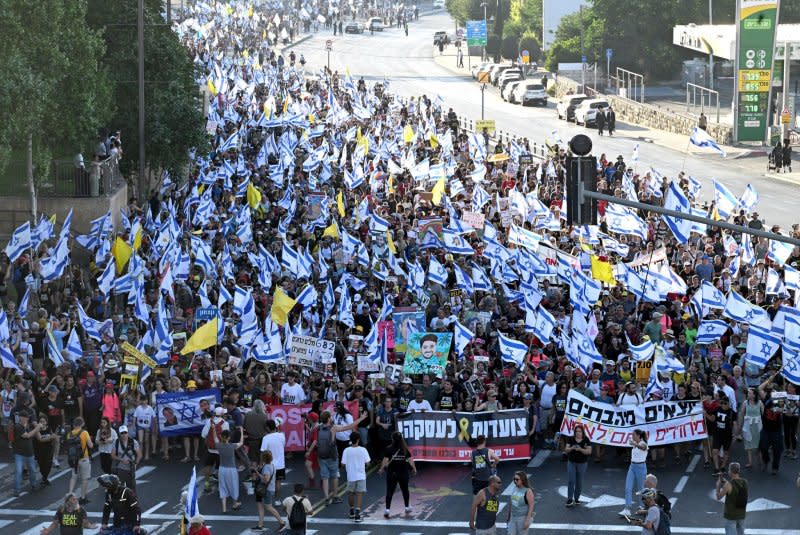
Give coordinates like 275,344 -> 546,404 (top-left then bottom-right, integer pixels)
556,93 -> 588,121
498,69 -> 522,92
344,21 -> 365,34
368,17 -> 384,31
472,61 -> 493,80
502,80 -> 522,102
489,64 -> 513,85
515,82 -> 547,106
433,0 -> 445,8
574,98 -> 609,126
433,30 -> 449,45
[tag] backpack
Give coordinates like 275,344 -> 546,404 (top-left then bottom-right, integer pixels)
66,432 -> 84,468
206,419 -> 224,450
288,496 -> 307,529
316,425 -> 335,459
656,491 -> 672,518
654,505 -> 671,535
732,479 -> 748,509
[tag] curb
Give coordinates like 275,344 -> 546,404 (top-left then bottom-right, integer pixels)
280,33 -> 314,52
764,171 -> 800,187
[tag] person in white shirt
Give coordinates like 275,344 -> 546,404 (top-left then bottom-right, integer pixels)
333,401 -> 355,459
201,407 -> 230,494
280,372 -> 306,405
406,390 -> 432,413
619,428 -> 649,518
282,483 -> 313,532
260,419 -> 286,506
714,375 -> 738,412
341,432 -> 371,523
617,382 -> 643,407
133,396 -> 156,461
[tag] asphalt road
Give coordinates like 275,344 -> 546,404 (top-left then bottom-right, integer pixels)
1,437 -> 799,534
291,12 -> 800,230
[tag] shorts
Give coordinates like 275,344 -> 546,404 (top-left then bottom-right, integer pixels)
204,452 -> 220,468
319,457 -> 340,480
507,516 -> 530,535
275,468 -> 286,481
346,479 -> 367,493
71,457 -> 91,482
136,425 -> 150,434
713,433 -> 733,452
472,478 -> 488,495
256,489 -> 274,504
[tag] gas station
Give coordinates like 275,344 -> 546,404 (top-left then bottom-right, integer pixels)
673,0 -> 798,144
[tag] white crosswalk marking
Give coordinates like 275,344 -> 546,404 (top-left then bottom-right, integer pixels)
345,531 -> 371,535
0,520 -> 13,529
19,522 -> 161,535
0,462 -> 8,471
500,481 -> 516,496
397,532 -> 423,535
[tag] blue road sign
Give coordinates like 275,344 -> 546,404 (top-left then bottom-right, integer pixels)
466,20 -> 487,45
581,55 -> 587,63
606,48 -> 613,59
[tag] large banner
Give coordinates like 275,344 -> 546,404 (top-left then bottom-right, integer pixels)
156,388 -> 222,437
397,409 -> 530,462
265,400 -> 359,452
288,334 -> 335,368
393,307 -> 426,355
559,390 -> 708,446
403,332 -> 452,378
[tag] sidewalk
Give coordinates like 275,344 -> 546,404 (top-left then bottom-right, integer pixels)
431,51 -> 757,159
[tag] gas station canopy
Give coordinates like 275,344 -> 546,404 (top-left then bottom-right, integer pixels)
673,24 -> 800,61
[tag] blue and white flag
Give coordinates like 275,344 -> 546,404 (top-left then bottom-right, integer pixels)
4,222 -> 31,262
65,328 -> 82,362
695,319 -> 729,345
625,332 -> 655,362
605,204 -> 647,240
0,345 -> 19,371
781,345 -> 800,386
745,326 -> 781,368
533,306 -> 556,343
768,239 -> 793,266
772,305 -> 800,339
453,319 -> 474,360
739,184 -> 759,213
185,466 -> 201,521
713,180 -> 738,219
662,182 -> 692,243
644,355 -> 660,399
472,185 -> 491,210
574,332 -> 604,371
45,329 -> 65,366
766,268 -> 786,296
296,284 -> 318,308
723,290 -> 771,329
507,224 -> 542,251
689,127 -> 726,157
700,281 -> 726,309
427,256 -> 448,286
18,288 -> 30,319
498,331 -> 527,367
97,259 -> 116,296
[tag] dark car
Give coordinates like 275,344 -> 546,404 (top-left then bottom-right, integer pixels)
345,21 -> 365,34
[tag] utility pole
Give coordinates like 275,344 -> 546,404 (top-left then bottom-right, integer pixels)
579,5 -> 585,91
481,2 -> 488,61
708,0 -> 714,90
782,41 -> 791,140
138,0 -> 146,202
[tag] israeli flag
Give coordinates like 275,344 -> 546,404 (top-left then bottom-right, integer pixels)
428,256 -> 448,286
344,168 -> 364,189
450,179 -> 466,198
18,288 -> 30,319
533,306 -> 556,343
766,268 -> 786,296
471,263 -> 493,292
76,302 -> 104,341
631,143 -> 640,164
625,332 -> 655,361
662,182 -> 692,243
574,332 -> 604,369
185,466 -> 201,520
4,222 -> 31,262
772,305 -> 800,339
739,184 -> 759,213
370,212 -> 390,233
644,356 -> 660,399
65,329 -> 82,362
97,260 -> 116,296
296,284 -> 318,308
768,239 -> 793,266
689,127 -> 726,157
1,345 -> 19,371
218,131 -> 239,152
45,329 -> 65,366
745,326 -> 781,368
472,185 -> 491,210
443,229 -> 475,255
498,331 -> 527,367
781,345 -> 800,386
281,242 -> 299,273
323,280 -> 335,318
508,224 -> 542,252
605,204 -> 647,240
453,264 -> 474,294
713,180 -> 738,219
723,290 -> 771,329
377,293 -> 394,323
701,281 -> 726,309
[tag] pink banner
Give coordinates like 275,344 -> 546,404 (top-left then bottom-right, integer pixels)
266,400 -> 359,452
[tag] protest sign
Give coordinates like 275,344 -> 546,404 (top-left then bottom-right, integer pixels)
156,388 -> 222,437
288,335 -> 335,368
462,211 -> 485,229
559,390 -> 708,446
393,307 -> 426,355
403,332 -> 452,378
265,400 -> 359,452
397,409 -> 530,461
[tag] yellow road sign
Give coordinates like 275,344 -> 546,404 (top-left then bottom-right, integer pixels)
475,119 -> 496,134
120,341 -> 158,368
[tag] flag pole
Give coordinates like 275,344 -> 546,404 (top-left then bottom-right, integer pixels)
680,138 -> 692,173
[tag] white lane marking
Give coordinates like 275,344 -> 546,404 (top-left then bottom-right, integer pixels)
686,454 -> 700,473
528,449 -> 550,468
4,509 -> 800,534
136,465 -> 157,478
0,520 -> 13,528
669,497 -> 678,510
19,522 -> 161,535
0,463 -> 8,471
144,500 -> 168,515
673,475 -> 689,494
49,467 -> 74,481
497,502 -> 507,515
501,481 -> 516,496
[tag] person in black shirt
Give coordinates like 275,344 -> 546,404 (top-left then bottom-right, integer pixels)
709,395 -> 737,475
378,431 -> 417,518
13,410 -> 40,495
435,379 -> 460,411
41,493 -> 95,535
759,390 -> 784,474
565,424 -> 591,507
98,474 -> 142,532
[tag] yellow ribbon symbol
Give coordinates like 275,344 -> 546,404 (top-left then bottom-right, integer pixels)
458,418 -> 471,442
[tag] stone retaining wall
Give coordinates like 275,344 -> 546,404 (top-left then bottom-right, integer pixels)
550,76 -> 734,145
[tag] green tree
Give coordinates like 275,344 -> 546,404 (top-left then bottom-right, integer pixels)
544,7 -> 603,72
518,32 -> 542,64
508,0 -> 543,44
501,35 -> 519,60
87,0 -> 208,182
0,0 -> 111,207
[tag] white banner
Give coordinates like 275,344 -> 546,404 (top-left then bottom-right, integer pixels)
559,390 -> 708,446
288,335 -> 335,368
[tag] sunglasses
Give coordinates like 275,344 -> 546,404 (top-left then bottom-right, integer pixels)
513,477 -> 521,481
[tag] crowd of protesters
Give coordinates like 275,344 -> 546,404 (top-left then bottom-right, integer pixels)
2,1 -> 800,534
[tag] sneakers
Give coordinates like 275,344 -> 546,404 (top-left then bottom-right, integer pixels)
250,526 -> 264,532
618,508 -> 631,517
405,506 -> 412,514
52,459 -> 61,468
354,510 -> 362,523
330,496 -> 343,504
349,508 -> 356,519
566,499 -> 575,507
384,508 -> 390,518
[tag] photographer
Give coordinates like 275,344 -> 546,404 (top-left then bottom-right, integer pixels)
715,462 -> 747,535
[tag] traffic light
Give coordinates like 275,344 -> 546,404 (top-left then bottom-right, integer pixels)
565,135 -> 597,226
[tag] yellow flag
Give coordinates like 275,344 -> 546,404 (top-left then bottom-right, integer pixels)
271,288 -> 297,327
590,255 -> 616,285
180,317 -> 219,355
431,177 -> 446,206
282,96 -> 290,114
336,191 -> 345,218
207,78 -> 218,96
48,213 -> 57,225
247,183 -> 262,209
322,222 -> 340,240
403,125 -> 415,144
386,231 -> 397,254
242,49 -> 249,58
429,132 -> 439,149
388,175 -> 395,194
132,227 -> 143,251
112,237 -> 133,275
248,5 -> 254,17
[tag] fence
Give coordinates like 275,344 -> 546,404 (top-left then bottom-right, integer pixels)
43,155 -> 123,197
456,116 -> 549,160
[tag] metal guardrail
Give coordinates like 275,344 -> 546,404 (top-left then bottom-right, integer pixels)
686,82 -> 720,124
41,155 -> 122,198
456,117 -> 549,160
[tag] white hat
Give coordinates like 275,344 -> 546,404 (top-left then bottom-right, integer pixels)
189,514 -> 205,524
214,407 -> 226,416
118,425 -> 129,434
104,359 -> 119,370
402,377 -> 413,384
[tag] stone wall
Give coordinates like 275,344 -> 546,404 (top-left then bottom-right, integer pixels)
549,76 -> 734,145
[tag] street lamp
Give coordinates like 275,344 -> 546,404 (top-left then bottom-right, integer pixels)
708,0 -> 714,90
480,1 -> 487,61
